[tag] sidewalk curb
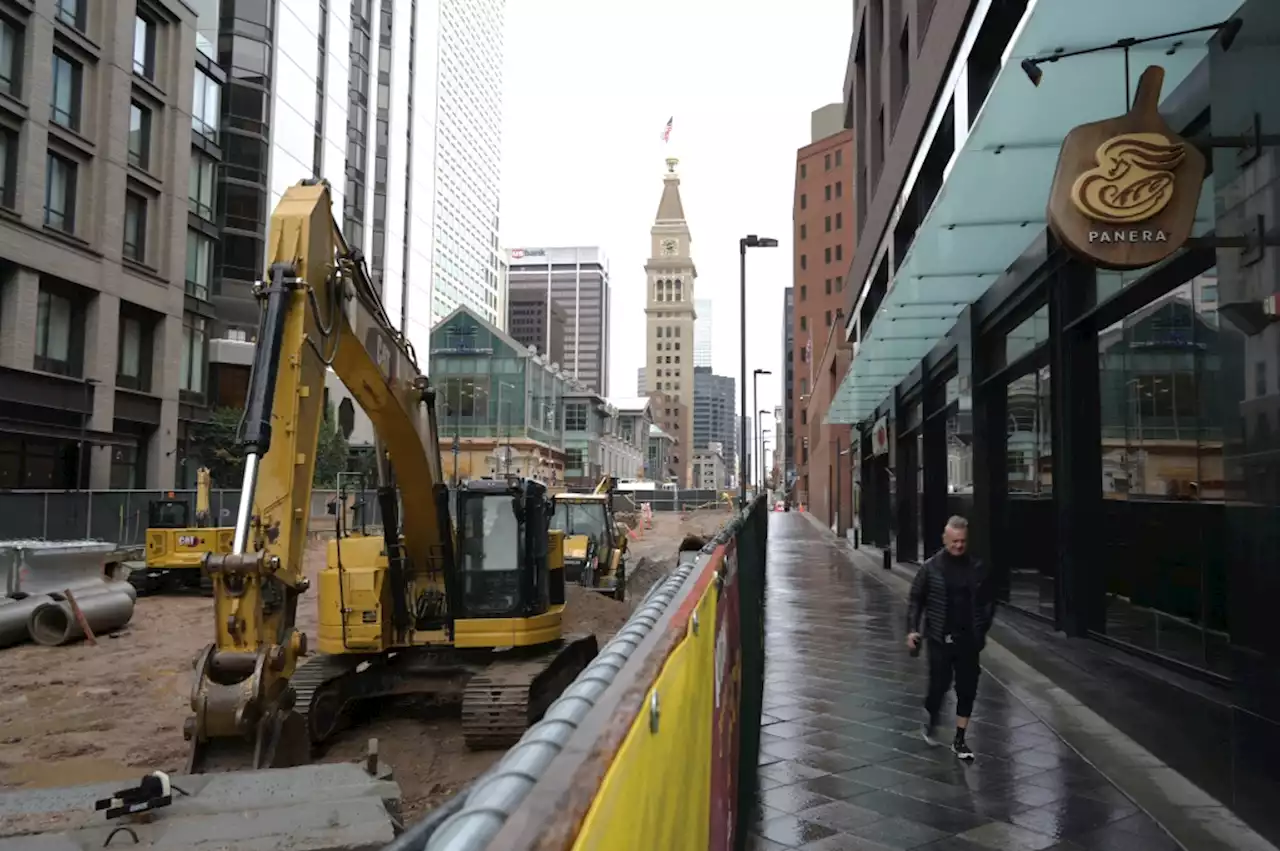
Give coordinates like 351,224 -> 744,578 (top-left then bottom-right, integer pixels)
789,513 -> 1276,851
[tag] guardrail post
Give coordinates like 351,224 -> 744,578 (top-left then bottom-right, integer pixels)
42,493 -> 49,540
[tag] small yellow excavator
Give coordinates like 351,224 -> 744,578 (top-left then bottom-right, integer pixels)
129,468 -> 233,594
183,179 -> 597,773
550,475 -> 629,601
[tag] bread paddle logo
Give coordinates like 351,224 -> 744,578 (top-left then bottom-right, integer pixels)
1047,66 -> 1205,270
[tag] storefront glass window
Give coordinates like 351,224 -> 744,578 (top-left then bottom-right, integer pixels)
945,376 -> 974,515
1006,367 -> 1052,495
1005,365 -> 1054,619
1095,271 -> 1232,674
1004,305 -> 1050,368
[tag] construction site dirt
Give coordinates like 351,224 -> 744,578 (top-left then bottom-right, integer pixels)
0,506 -> 730,822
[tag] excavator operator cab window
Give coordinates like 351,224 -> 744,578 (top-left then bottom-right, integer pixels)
550,502 -> 609,551
149,499 -> 190,529
455,482 -> 550,619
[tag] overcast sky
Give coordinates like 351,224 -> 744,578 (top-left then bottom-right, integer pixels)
501,0 -> 852,463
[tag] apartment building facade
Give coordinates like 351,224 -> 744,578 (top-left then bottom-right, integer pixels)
508,246 -> 611,396
791,103 -> 855,508
0,0 -> 214,490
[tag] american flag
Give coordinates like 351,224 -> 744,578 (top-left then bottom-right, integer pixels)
661,116 -> 673,143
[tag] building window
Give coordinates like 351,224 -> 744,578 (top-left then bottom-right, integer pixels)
824,184 -> 832,201
0,18 -> 21,96
44,152 -> 76,232
799,163 -> 806,179
835,212 -> 843,229
133,15 -> 156,79
835,149 -> 842,167
824,152 -> 831,171
192,69 -> 220,139
799,223 -> 806,240
800,316 -> 808,331
565,402 -> 587,431
825,279 -> 832,295
800,284 -> 807,301
117,315 -> 144,388
836,245 -> 843,262
186,229 -> 213,300
180,313 -> 207,394
800,193 -> 807,210
128,102 -> 151,169
123,192 -> 147,262
565,448 -> 584,471
824,247 -> 832,264
826,310 -> 833,327
50,51 -> 82,130
800,254 -> 807,270
836,181 -> 843,198
0,126 -> 16,209
55,0 -> 84,31
35,288 -> 74,374
189,152 -> 215,219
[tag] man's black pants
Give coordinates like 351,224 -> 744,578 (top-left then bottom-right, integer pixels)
924,638 -> 981,721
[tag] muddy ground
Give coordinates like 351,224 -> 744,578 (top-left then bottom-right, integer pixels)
0,506 -> 731,821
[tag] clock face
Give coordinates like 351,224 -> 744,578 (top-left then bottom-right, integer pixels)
661,238 -> 679,256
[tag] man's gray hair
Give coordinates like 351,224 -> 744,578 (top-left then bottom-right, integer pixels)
945,515 -> 969,532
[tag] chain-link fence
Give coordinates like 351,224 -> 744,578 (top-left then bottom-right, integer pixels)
0,490 -> 384,546
0,487 -> 734,545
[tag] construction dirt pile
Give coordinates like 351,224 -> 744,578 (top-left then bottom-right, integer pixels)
0,506 -> 736,826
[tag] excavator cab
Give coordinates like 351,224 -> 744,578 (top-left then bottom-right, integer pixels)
453,478 -> 551,618
148,499 -> 190,529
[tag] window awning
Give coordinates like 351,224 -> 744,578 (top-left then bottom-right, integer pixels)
827,0 -> 1234,426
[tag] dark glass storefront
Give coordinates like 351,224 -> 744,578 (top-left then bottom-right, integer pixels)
855,2 -> 1278,837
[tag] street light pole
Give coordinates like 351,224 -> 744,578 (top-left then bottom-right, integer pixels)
739,235 -> 778,507
759,411 -> 771,496
752,370 -> 770,495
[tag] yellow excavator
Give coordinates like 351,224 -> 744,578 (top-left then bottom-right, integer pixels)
550,475 -> 628,601
130,468 -> 233,594
182,179 -> 598,773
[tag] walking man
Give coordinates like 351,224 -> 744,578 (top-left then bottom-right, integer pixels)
905,516 -> 994,760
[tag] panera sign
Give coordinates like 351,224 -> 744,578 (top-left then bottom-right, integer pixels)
1047,66 -> 1205,271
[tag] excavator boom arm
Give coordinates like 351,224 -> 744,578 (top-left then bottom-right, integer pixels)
185,180 -> 451,772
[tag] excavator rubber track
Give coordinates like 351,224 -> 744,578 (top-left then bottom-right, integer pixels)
461,633 -> 599,750
291,653 -> 363,745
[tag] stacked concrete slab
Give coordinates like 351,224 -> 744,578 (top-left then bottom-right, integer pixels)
0,763 -> 402,851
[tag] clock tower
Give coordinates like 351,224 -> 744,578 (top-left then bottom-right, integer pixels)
643,158 -> 697,487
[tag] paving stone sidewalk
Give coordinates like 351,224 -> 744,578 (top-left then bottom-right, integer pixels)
750,514 -> 1180,851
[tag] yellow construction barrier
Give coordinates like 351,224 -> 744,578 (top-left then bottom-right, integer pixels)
570,571 -> 717,850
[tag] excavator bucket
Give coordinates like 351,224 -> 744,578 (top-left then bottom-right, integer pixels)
185,708 -> 310,774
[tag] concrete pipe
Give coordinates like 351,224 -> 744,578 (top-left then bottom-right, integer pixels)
0,594 -> 51,648
51,579 -> 139,604
27,590 -> 136,646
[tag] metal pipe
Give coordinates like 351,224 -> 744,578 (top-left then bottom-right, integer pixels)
232,452 -> 261,554
28,590 -> 135,646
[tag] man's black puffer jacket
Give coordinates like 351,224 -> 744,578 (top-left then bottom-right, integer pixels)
906,552 -> 995,647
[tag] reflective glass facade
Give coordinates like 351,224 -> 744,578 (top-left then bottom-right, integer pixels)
431,0 -> 504,329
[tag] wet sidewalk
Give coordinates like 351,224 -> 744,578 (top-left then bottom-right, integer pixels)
751,513 -> 1180,851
